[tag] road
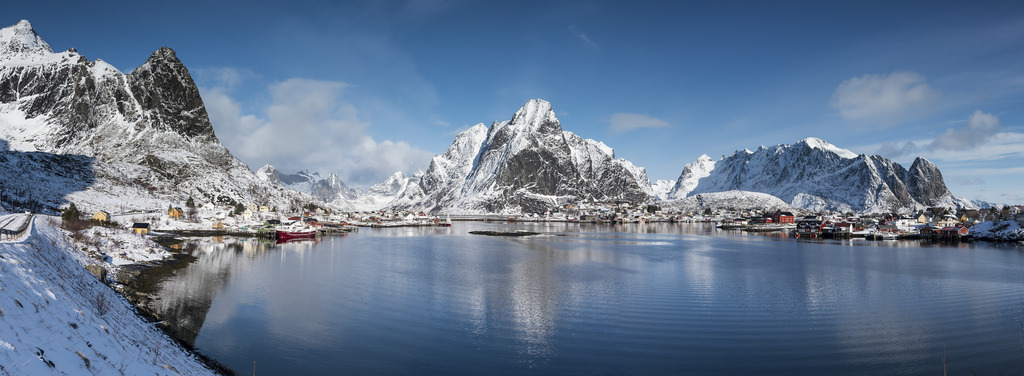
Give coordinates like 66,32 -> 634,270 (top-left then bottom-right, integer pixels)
0,213 -> 32,240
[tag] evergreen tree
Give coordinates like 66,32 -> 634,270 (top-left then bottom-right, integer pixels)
62,203 -> 80,221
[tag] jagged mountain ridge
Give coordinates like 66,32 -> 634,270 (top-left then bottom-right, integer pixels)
255,164 -> 362,204
389,99 -> 654,214
0,20 -> 308,213
676,137 -> 960,213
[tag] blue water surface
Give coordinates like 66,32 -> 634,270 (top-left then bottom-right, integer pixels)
146,223 -> 1024,375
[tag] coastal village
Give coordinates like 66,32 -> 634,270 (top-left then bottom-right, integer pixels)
71,197 -> 1024,243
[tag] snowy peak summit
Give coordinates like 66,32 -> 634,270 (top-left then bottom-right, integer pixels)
0,20 -> 53,62
509,98 -> 560,132
797,137 -> 858,159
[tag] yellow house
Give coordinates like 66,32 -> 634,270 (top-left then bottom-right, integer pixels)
168,207 -> 184,219
92,210 -> 111,222
132,223 -> 150,235
212,221 -> 224,230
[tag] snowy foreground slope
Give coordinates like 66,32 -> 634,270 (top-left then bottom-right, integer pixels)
0,215 -> 214,375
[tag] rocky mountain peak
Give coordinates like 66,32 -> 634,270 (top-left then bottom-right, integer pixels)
795,137 -> 858,158
0,20 -> 52,62
509,98 -> 559,132
127,46 -> 217,141
369,171 -> 409,196
255,164 -> 283,185
667,154 -> 716,199
385,99 -> 652,214
906,157 -> 952,204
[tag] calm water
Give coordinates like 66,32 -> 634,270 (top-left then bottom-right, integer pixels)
142,223 -> 1024,375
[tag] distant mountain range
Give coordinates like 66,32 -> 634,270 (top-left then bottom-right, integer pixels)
674,138 -> 968,213
0,19 -> 975,215
260,103 -> 969,214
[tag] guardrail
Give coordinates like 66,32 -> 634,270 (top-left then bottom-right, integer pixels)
0,214 -> 32,241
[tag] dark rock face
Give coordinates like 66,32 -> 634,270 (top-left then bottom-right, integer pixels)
127,47 -> 217,142
906,157 -> 951,206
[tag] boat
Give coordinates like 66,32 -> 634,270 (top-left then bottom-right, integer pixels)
276,227 -> 317,240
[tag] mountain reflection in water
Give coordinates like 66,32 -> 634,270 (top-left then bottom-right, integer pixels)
139,223 -> 1024,375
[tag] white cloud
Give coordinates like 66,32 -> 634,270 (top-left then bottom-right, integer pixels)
857,130 -> 1024,165
829,71 -> 938,122
193,67 -> 257,91
929,110 -> 1001,151
203,77 -> 434,187
608,113 -> 670,133
875,141 -> 920,158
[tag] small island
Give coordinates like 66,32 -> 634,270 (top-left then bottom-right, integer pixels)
469,230 -> 540,237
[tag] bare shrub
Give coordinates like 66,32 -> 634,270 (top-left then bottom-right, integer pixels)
94,292 -> 110,316
76,351 -> 90,369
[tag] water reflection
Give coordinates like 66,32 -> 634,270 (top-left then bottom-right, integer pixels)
140,224 -> 1024,375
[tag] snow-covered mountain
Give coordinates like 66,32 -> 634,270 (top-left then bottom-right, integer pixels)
391,99 -> 654,214
666,154 -> 715,200
254,164 -> 422,212
0,20 -> 308,213
255,164 -> 361,203
674,137 -> 962,213
651,179 -> 675,201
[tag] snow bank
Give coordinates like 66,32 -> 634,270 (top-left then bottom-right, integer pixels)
970,220 -> 1024,241
0,216 -> 215,375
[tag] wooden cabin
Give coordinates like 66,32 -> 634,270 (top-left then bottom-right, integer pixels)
92,210 -> 111,223
132,223 -> 150,235
772,212 -> 795,224
939,226 -> 969,241
168,207 -> 184,219
796,219 -> 823,237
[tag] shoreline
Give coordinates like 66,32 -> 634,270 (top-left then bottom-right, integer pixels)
110,254 -> 236,375
0,215 -> 223,375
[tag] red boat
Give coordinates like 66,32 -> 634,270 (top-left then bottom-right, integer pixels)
276,229 -> 316,240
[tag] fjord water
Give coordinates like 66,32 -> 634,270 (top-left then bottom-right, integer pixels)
144,223 -> 1024,375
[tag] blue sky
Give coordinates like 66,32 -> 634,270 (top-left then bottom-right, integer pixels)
6,1 -> 1024,203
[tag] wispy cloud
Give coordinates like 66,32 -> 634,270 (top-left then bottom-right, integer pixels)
829,71 -> 938,123
929,110 -> 1001,151
202,77 -> 434,187
194,67 -> 258,91
608,113 -> 670,133
875,141 -> 920,158
867,130 -> 1024,163
569,24 -> 598,49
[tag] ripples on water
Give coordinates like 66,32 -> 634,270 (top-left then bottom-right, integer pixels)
141,223 -> 1024,375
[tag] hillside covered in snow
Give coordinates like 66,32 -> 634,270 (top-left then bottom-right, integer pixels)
0,20 -> 310,215
0,215 -> 216,375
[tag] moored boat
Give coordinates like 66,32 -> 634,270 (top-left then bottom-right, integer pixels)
276,228 -> 316,240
